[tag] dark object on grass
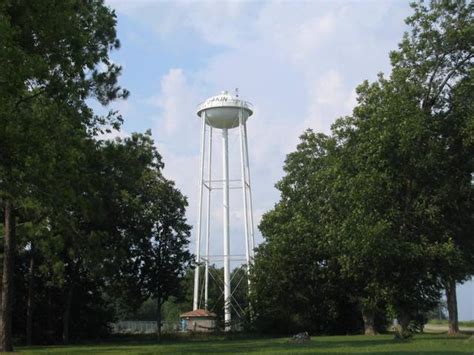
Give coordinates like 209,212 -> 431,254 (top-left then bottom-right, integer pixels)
393,325 -> 413,340
289,332 -> 310,343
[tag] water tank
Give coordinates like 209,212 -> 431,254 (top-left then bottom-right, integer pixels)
196,91 -> 253,129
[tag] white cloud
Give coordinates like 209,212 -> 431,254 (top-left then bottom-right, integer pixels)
257,7 -> 337,69
109,0 -> 255,48
147,68 -> 202,225
303,69 -> 355,134
148,68 -> 198,135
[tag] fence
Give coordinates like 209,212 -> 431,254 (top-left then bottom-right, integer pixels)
111,320 -> 182,334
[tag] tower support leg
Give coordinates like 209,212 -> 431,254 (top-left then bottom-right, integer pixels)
222,128 -> 231,331
193,113 -> 207,310
243,123 -> 255,258
239,110 -> 251,270
204,127 -> 212,310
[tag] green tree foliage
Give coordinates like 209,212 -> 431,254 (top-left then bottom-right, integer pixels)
1,1 -> 193,348
9,133 -> 192,344
252,1 -> 473,336
252,132 -> 368,335
0,0 -> 127,350
357,0 -> 474,334
129,148 -> 193,340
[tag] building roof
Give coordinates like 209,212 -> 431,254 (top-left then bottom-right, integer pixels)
180,309 -> 217,318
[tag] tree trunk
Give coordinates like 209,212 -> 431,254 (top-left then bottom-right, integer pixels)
446,280 -> 459,335
156,294 -> 162,342
398,311 -> 410,334
0,201 -> 15,352
62,284 -> 74,344
361,308 -> 376,335
26,245 -> 35,345
46,290 -> 54,343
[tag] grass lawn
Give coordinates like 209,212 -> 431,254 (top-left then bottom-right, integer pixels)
16,333 -> 474,354
428,319 -> 474,328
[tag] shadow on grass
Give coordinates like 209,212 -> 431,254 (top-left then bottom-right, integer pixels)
18,333 -> 473,354
160,336 -> 472,354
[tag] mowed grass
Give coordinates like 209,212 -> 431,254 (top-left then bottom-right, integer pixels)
16,333 -> 474,354
428,319 -> 474,327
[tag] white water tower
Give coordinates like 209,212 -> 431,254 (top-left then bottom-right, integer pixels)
192,90 -> 255,331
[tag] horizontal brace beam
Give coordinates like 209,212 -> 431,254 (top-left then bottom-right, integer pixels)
204,254 -> 247,258
204,179 -> 240,183
201,258 -> 247,262
209,186 -> 243,190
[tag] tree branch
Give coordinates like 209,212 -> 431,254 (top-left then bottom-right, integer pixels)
424,52 -> 446,105
426,54 -> 474,110
15,88 -> 46,109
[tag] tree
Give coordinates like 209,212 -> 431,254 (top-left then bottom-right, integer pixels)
332,72 -> 448,334
329,0 -> 474,334
8,132 -> 193,344
253,1 -> 473,337
76,132 -> 193,341
252,132 -> 365,335
52,132 -> 165,343
137,169 -> 192,341
0,0 -> 127,350
388,1 -> 474,335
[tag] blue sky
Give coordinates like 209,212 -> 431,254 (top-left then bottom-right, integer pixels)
103,0 -> 473,321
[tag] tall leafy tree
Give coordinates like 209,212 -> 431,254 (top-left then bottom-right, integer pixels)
82,132 -> 192,341
434,72 -> 474,334
0,0 -> 127,350
253,0 -> 473,337
386,0 -> 473,334
9,132 -> 194,344
252,131 -> 365,335
332,72 -> 447,334
138,173 -> 192,340
326,0 -> 474,329
64,132 -> 194,341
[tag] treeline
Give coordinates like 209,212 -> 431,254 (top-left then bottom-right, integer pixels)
0,0 -> 191,351
250,1 -> 473,336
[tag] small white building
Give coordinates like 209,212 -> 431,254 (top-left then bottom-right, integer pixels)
180,309 -> 217,332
